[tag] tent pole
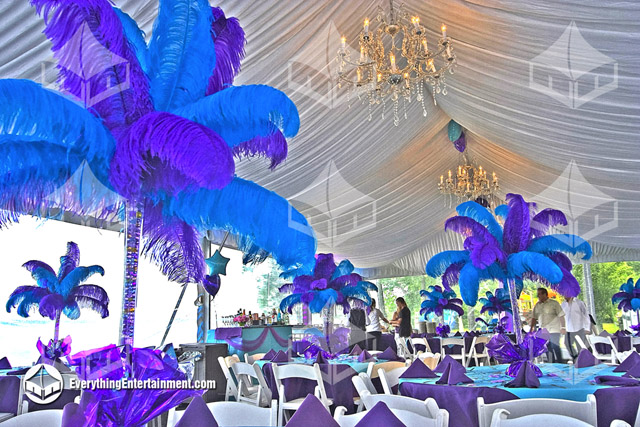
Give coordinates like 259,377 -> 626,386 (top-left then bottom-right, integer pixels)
583,263 -> 596,321
377,279 -> 387,317
197,237 -> 212,343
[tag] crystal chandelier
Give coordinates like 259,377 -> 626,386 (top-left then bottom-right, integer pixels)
336,0 -> 457,126
438,154 -> 500,207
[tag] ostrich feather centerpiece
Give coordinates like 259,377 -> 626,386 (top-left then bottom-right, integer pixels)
426,193 -> 592,344
6,242 -> 108,361
612,278 -> 640,332
0,0 -> 317,346
279,253 -> 377,336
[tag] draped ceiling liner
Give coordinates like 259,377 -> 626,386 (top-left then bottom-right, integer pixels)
1,1 -> 638,278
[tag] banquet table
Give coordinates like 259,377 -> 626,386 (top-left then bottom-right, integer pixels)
255,355 -> 385,413
399,363 -> 640,427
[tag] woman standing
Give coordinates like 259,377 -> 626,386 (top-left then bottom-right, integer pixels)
390,297 -> 412,338
366,299 -> 389,350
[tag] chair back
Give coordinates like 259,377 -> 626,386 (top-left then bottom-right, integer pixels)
0,410 -> 62,426
370,361 -> 406,378
334,404 -> 448,427
360,390 -> 440,418
231,361 -> 272,405
609,420 -> 632,427
477,395 -> 597,427
272,363 -> 328,404
395,337 -> 412,360
586,335 -> 618,362
377,366 -> 407,395
207,401 -> 278,426
244,353 -> 267,364
441,337 -> 465,347
217,356 -> 238,401
489,409 -> 593,427
574,335 -> 588,350
410,337 -> 428,354
356,373 -> 377,395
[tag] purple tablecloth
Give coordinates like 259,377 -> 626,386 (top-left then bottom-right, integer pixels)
214,327 -> 242,340
0,376 -> 20,415
400,374 -> 640,427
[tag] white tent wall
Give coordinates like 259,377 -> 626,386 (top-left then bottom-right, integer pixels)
1,1 -> 638,279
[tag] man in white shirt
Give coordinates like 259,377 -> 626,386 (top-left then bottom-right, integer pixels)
530,288 -> 566,363
562,296 -> 591,359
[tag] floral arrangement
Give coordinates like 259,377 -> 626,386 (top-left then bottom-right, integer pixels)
436,323 -> 451,338
233,314 -> 250,324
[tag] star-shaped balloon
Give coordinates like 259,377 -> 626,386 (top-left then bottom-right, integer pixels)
205,250 -> 230,276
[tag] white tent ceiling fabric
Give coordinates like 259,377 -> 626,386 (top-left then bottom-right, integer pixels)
0,1 -> 638,278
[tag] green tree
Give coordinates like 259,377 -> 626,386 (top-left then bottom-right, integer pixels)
252,260 -> 284,313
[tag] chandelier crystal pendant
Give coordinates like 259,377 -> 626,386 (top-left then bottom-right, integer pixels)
438,153 -> 501,208
336,0 -> 457,126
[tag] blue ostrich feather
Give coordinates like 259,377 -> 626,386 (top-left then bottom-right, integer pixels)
526,234 -> 592,260
456,201 -> 503,243
172,84 -> 300,146
164,177 -> 317,275
507,252 -> 562,284
113,7 -> 149,74
148,0 -> 215,111
495,204 -> 509,219
612,278 -> 640,312
426,251 -> 469,277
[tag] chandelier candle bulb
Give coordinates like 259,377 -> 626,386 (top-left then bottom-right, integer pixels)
412,17 -> 420,31
441,24 -> 447,38
377,72 -> 382,82
440,175 -> 444,184
341,36 -> 346,49
360,46 -> 366,63
390,53 -> 397,72
364,18 -> 369,36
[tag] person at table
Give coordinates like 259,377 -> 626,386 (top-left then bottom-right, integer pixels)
562,296 -> 591,359
348,307 -> 367,350
530,287 -> 566,363
390,297 -> 412,338
366,299 -> 390,351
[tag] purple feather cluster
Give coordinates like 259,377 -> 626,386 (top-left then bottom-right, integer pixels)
612,278 -> 640,312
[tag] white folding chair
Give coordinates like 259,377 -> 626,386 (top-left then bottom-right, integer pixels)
231,361 -> 272,407
218,356 -> 239,401
272,363 -> 332,426
377,366 -> 407,395
441,337 -> 467,367
354,372 -> 378,396
168,400 -> 278,427
0,410 -> 63,426
468,336 -> 492,367
586,335 -> 618,364
334,404 -> 449,427
410,337 -> 429,355
477,395 -> 597,427
209,400 -> 278,426
244,352 -> 267,364
489,409 -> 593,427
395,337 -> 413,361
417,352 -> 441,370
360,390 -> 444,420
609,420 -> 631,427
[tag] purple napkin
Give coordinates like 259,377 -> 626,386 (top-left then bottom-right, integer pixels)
358,350 -> 374,363
262,349 -> 277,360
354,402 -> 406,427
595,376 -> 640,387
175,396 -> 218,427
454,331 -> 462,337
378,347 -> 404,362
286,394 -> 339,427
6,367 -> 29,376
399,360 -> 437,379
599,331 -> 612,337
271,350 -> 289,363
314,352 -> 327,364
61,403 -> 88,427
350,344 -> 363,356
623,362 -> 640,378
614,330 -> 627,337
614,352 -> 640,372
575,349 -> 600,368
505,361 -> 540,388
435,363 -> 473,385
434,355 -> 466,373
0,357 -> 10,369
